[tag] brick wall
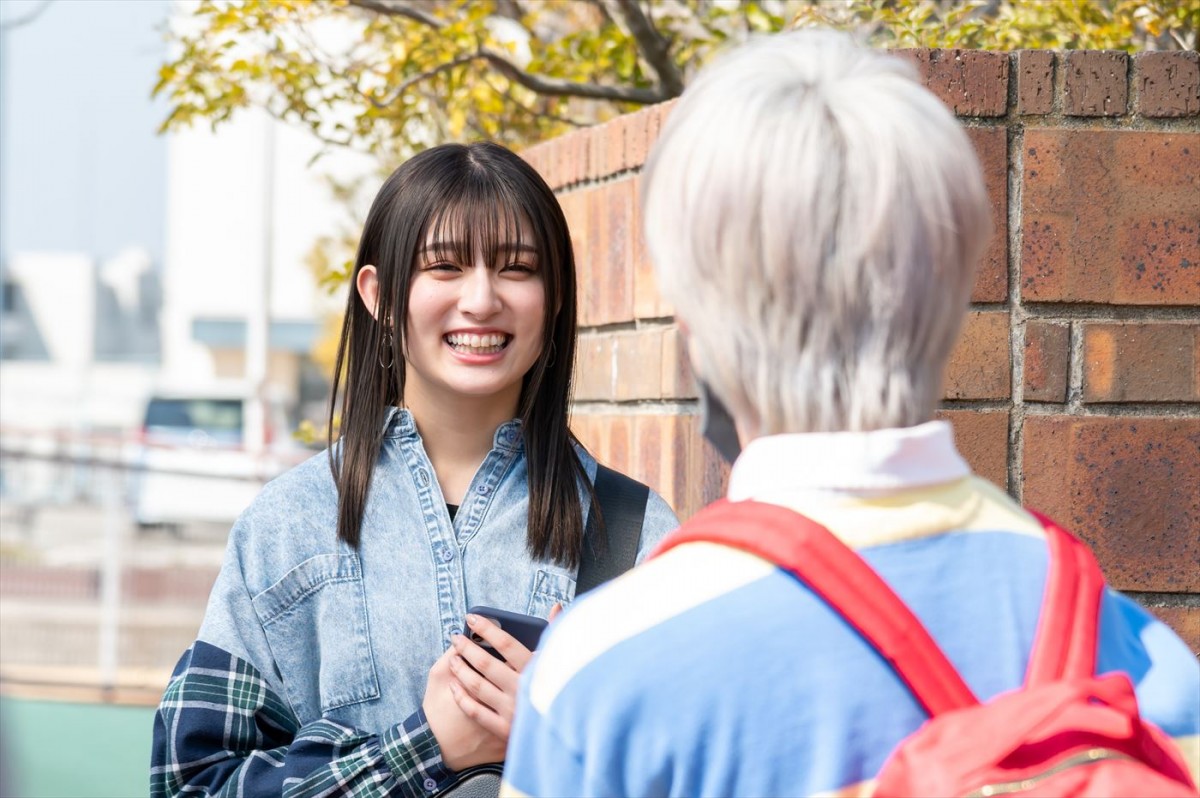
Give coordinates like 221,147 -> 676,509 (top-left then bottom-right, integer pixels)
521,48 -> 1200,651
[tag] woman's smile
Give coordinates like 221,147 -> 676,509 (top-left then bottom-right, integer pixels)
444,330 -> 512,357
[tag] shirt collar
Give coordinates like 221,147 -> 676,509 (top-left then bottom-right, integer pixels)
726,420 -> 969,500
381,406 -> 523,452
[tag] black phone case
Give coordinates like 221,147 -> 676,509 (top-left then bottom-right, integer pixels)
467,605 -> 548,656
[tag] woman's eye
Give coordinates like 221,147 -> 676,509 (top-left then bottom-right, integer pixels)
502,262 -> 536,275
425,261 -> 460,272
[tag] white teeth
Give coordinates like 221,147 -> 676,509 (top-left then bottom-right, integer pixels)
445,333 -> 509,352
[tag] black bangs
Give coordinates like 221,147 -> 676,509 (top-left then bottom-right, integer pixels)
420,175 -> 537,270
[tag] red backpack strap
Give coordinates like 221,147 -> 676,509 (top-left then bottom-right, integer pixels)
653,499 -> 978,716
1024,510 -> 1106,685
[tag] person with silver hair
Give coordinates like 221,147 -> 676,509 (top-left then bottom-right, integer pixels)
500,31 -> 1200,797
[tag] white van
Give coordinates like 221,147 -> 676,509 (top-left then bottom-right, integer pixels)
130,387 -> 305,530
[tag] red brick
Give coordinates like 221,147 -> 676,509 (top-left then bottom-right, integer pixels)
1021,129 -> 1200,305
633,413 -> 692,517
542,135 -> 558,190
604,414 -> 633,475
598,411 -> 709,521
1114,131 -> 1198,192
552,133 -> 571,189
576,131 -> 592,187
570,414 -> 602,458
625,106 -> 651,169
613,329 -> 663,401
605,114 -> 628,176
560,190 -> 594,326
574,333 -> 613,401
1082,322 -> 1199,403
586,124 -> 606,181
596,178 -> 636,324
1136,51 -> 1200,118
646,99 -> 677,156
660,325 -> 697,400
520,141 -> 551,187
585,412 -> 721,521
967,126 -> 1008,302
1023,320 -> 1070,403
1063,50 -> 1128,116
1016,50 -> 1055,115
1021,416 -> 1200,593
673,413 -> 730,520
935,409 -> 1010,490
943,311 -> 1011,400
630,175 -> 671,319
1142,604 -> 1199,657
582,185 -> 609,327
894,49 -> 1009,117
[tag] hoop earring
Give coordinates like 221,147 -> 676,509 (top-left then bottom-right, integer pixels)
379,331 -> 395,369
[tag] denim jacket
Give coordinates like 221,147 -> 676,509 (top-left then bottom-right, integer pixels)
150,409 -> 679,798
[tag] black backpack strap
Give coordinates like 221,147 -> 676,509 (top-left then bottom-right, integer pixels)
575,464 -> 650,596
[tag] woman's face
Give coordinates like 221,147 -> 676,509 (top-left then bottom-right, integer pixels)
401,214 -> 547,415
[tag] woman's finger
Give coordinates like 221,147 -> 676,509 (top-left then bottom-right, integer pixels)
548,602 -> 564,622
465,612 -> 534,672
448,666 -> 511,739
448,650 -> 512,716
452,634 -> 519,697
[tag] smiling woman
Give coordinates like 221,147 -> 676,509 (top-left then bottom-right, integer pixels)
148,142 -> 680,798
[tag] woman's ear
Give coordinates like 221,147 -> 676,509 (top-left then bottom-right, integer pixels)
356,264 -> 380,320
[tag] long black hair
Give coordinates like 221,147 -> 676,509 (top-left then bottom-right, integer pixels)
327,142 -> 590,567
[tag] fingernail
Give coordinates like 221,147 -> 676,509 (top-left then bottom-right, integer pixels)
465,613 -> 480,626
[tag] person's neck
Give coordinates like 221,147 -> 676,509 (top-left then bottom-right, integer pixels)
403,386 -> 521,504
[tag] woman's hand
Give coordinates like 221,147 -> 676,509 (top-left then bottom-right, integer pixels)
423,645 -> 507,771
444,612 -> 535,740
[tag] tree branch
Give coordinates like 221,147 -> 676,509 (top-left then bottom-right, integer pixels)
347,0 -> 445,29
586,0 -> 616,27
494,0 -> 524,21
0,0 -> 54,32
479,47 -> 666,104
481,73 -> 591,129
367,54 -> 478,109
605,0 -> 685,96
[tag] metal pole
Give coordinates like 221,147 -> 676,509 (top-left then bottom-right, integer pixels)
97,463 -> 122,692
245,115 -> 275,459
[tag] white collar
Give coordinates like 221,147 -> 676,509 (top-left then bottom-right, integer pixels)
726,420 -> 970,500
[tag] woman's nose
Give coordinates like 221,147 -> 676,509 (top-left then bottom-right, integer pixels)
459,266 -> 502,317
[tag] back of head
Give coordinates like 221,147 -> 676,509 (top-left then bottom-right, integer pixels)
642,31 -> 992,435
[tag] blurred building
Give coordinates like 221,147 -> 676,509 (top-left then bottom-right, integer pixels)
0,0 -> 374,445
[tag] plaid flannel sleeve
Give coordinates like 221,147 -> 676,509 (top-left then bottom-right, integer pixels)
151,640 -> 455,798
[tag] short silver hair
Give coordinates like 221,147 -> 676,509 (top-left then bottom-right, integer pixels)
642,31 -> 992,435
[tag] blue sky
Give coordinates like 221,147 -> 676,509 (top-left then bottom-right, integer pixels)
1,0 -> 169,266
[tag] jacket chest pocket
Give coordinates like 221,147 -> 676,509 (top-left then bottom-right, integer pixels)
527,568 -> 577,618
253,553 -> 380,721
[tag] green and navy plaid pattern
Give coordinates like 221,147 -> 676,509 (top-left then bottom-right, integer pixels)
151,641 -> 452,797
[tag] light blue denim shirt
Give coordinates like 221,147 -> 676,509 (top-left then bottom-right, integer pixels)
196,408 -> 679,734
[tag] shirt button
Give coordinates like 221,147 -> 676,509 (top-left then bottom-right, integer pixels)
440,545 -> 454,562
476,484 -> 490,495
448,626 -> 461,637
417,469 -> 430,486
423,778 -> 438,791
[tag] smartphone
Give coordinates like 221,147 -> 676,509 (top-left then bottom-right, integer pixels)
466,605 -> 549,661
